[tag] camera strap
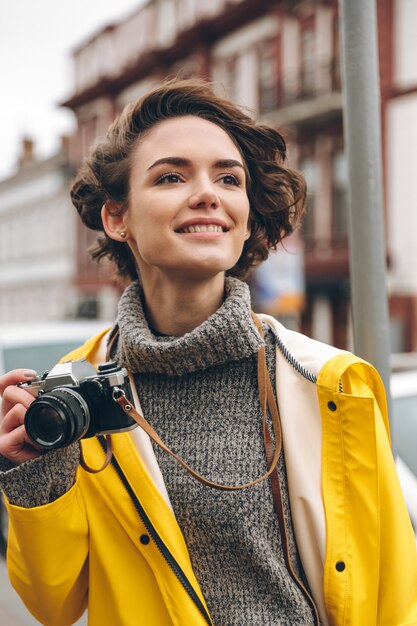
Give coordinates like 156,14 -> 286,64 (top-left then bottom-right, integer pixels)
79,331 -> 115,473
79,434 -> 113,474
107,312 -> 283,490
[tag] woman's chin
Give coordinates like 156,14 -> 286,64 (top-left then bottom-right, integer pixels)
144,255 -> 238,281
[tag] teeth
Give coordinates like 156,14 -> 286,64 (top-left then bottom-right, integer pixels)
180,225 -> 224,233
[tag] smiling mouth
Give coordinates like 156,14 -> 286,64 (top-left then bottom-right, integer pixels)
177,225 -> 228,233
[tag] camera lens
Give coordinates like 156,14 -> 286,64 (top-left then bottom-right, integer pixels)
24,387 -> 90,450
32,405 -> 65,444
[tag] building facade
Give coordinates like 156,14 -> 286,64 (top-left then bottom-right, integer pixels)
60,0 -> 417,351
0,138 -> 80,324
385,0 -> 417,351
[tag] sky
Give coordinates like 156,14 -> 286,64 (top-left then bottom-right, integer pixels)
0,0 -> 144,180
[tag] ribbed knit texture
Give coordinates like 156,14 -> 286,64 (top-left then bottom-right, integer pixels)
115,277 -> 316,626
116,277 -> 264,375
0,444 -> 80,506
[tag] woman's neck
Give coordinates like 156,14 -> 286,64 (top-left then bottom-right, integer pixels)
140,273 -> 226,336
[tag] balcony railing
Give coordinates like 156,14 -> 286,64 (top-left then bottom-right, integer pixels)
260,60 -> 342,115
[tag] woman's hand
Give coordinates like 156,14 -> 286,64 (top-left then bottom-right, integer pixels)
0,370 -> 42,465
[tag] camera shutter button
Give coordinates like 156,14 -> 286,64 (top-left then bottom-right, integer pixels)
98,362 -> 118,373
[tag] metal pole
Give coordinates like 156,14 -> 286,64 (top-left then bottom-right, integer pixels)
338,0 -> 392,416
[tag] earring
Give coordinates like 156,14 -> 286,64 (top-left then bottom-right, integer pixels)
245,232 -> 250,240
120,231 -> 127,239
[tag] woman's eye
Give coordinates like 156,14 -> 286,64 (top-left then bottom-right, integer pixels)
156,172 -> 183,185
219,174 -> 240,186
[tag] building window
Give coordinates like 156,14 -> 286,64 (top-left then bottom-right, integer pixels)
258,40 -> 279,113
300,156 -> 317,239
80,116 -> 98,160
300,27 -> 316,97
224,56 -> 239,102
176,0 -> 198,31
76,294 -> 99,319
332,14 -> 342,92
332,151 -> 349,236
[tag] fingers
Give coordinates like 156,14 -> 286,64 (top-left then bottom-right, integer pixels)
0,370 -> 41,465
1,384 -> 35,420
1,403 -> 26,435
0,369 -> 37,395
0,424 -> 40,464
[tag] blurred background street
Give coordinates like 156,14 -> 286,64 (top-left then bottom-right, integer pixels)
1,0 -> 417,620
2,0 -> 417,352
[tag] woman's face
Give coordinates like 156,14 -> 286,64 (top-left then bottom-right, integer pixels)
122,115 -> 250,283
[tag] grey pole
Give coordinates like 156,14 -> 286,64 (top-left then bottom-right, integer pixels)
338,0 -> 392,416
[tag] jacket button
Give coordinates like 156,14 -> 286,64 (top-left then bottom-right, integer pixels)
328,401 -> 337,411
140,534 -> 150,545
335,561 -> 346,572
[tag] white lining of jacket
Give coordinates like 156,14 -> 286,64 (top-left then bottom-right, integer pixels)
259,314 -> 348,626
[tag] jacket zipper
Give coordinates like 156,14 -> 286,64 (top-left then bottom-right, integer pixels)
268,325 -> 324,624
97,436 -> 213,626
270,327 -> 318,383
271,326 -> 344,393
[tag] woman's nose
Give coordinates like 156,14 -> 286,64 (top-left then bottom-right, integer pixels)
188,182 -> 220,210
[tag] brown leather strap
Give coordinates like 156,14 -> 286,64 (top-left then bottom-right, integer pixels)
111,313 -> 282,490
80,434 -> 113,473
106,326 -> 120,362
261,367 -> 320,626
79,333 -> 116,474
264,438 -> 320,626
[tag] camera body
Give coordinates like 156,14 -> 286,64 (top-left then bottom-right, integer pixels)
21,359 -> 135,450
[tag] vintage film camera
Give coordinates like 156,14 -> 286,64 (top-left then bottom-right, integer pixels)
20,359 -> 135,450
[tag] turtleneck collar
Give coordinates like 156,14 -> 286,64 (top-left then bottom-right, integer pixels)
114,276 -> 264,376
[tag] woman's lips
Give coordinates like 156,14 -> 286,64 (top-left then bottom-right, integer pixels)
175,217 -> 229,233
177,224 -> 226,233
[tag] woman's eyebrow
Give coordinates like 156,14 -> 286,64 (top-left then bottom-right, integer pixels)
214,159 -> 245,171
147,157 -> 189,171
147,157 -> 245,171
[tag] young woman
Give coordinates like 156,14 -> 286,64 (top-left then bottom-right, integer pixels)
1,79 -> 416,626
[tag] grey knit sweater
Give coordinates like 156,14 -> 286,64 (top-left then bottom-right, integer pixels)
114,277 -> 315,626
0,277 -> 316,626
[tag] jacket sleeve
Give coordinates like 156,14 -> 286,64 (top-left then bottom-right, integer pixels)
318,355 -> 417,626
1,448 -> 89,626
5,476 -> 89,626
373,399 -> 417,624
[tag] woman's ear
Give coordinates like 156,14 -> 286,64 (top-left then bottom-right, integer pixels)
101,202 -> 129,242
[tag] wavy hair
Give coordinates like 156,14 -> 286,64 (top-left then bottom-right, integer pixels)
70,78 -> 306,280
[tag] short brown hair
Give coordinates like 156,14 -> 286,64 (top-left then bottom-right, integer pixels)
70,78 -> 306,280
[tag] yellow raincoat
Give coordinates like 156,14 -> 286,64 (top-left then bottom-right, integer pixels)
5,317 -> 417,625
